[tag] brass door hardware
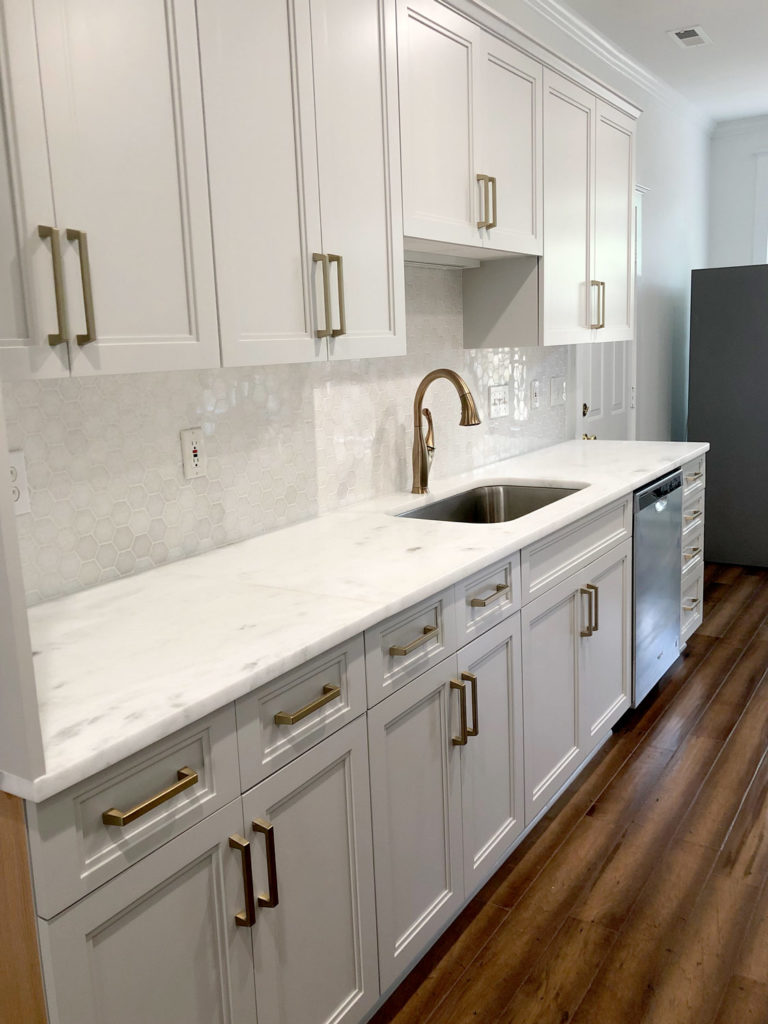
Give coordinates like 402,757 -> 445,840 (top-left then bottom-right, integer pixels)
582,403 -> 589,417
37,225 -> 69,346
101,767 -> 199,826
582,434 -> 597,440
684,509 -> 703,523
590,280 -> 606,329
487,175 -> 498,229
580,587 -> 593,637
274,684 -> 341,726
683,597 -> 701,612
313,252 -> 332,338
253,819 -> 279,908
451,678 -> 468,746
328,253 -> 346,337
462,671 -> 479,737
683,546 -> 702,562
470,583 -> 509,608
586,583 -> 599,631
476,173 -> 490,228
685,472 -> 703,484
229,834 -> 256,927
66,229 -> 97,345
389,624 -> 438,657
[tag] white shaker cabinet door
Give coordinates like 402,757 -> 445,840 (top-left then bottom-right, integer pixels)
368,657 -> 464,992
242,717 -> 379,1024
457,615 -> 525,895
594,101 -> 635,343
476,37 -> 543,256
541,70 -> 595,345
313,0 -> 406,360
198,0 -> 325,367
37,800 -> 257,1024
32,0 -> 219,375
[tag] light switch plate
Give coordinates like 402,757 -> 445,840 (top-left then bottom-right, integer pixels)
489,385 -> 510,419
8,450 -> 31,515
550,376 -> 566,407
530,380 -> 541,409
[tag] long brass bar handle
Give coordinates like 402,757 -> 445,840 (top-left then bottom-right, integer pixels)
684,546 -> 702,562
37,225 -> 69,346
488,175 -> 498,229
313,253 -> 332,338
593,280 -> 606,327
684,509 -> 703,522
683,598 -> 701,611
579,588 -> 593,637
601,281 -> 606,328
476,174 -> 490,229
328,254 -> 346,338
66,229 -> 97,344
470,583 -> 509,608
389,624 -> 438,657
102,767 -> 199,826
587,583 -> 599,631
229,834 -> 256,927
274,684 -> 341,726
685,472 -> 703,483
450,679 -> 468,746
253,819 -> 279,908
462,671 -> 479,737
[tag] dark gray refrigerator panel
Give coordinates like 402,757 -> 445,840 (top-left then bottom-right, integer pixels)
688,264 -> 768,566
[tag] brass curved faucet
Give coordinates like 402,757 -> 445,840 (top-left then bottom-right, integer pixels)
411,369 -> 481,494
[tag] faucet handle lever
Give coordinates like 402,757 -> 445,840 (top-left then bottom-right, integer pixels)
422,408 -> 435,469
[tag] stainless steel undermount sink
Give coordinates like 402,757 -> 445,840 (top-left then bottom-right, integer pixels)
398,483 -> 583,524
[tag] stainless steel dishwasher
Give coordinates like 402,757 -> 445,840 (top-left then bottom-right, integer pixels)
633,470 -> 683,706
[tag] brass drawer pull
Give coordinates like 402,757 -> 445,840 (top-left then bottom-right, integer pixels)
685,471 -> 703,483
102,766 -> 199,826
389,624 -> 438,657
580,587 -> 593,637
37,225 -> 69,346
476,173 -> 490,229
587,583 -> 599,631
470,583 -> 509,608
274,684 -> 341,726
313,252 -> 332,338
683,598 -> 701,612
462,671 -> 479,737
451,678 -> 468,746
684,509 -> 702,522
683,546 -> 702,562
488,175 -> 498,229
229,834 -> 256,928
66,228 -> 97,344
329,253 -> 346,338
253,819 -> 279,908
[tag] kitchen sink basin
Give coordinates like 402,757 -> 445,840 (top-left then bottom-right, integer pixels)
398,483 -> 583,524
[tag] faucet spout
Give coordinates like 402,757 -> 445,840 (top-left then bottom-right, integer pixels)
411,369 -> 481,494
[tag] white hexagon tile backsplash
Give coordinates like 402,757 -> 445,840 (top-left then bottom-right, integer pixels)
2,267 -> 570,605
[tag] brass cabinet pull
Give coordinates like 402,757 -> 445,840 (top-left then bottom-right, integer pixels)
684,509 -> 703,523
470,583 -> 509,608
476,173 -> 490,229
229,834 -> 257,927
685,471 -> 703,483
683,598 -> 701,612
590,280 -> 606,329
488,175 -> 498,229
580,587 -> 593,637
101,766 -> 199,826
37,225 -> 69,346
274,684 -> 341,726
328,253 -> 346,338
451,678 -> 468,746
599,281 -> 606,328
586,583 -> 599,631
684,546 -> 702,562
462,671 -> 479,737
389,624 -> 438,657
253,819 -> 279,908
313,252 -> 332,338
66,229 -> 97,344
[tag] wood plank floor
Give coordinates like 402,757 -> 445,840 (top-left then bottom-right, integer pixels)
371,563 -> 768,1024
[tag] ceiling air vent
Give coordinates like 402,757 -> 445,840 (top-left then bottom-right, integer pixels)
667,25 -> 712,48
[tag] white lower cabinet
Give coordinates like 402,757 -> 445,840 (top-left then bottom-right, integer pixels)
521,540 -> 631,823
241,717 -> 379,1024
37,800 -> 258,1024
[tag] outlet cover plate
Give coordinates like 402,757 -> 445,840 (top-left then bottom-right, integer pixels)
8,450 -> 31,515
550,376 -> 566,407
180,427 -> 207,480
489,385 -> 510,419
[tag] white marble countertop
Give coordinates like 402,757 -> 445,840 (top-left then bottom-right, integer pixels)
5,439 -> 708,802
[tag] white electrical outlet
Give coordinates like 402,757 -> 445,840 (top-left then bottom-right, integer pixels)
488,384 -> 510,419
550,376 -> 566,407
8,450 -> 31,515
180,427 -> 207,480
530,380 -> 541,409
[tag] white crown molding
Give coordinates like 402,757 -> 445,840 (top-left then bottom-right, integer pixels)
711,114 -> 768,140
519,0 -> 713,131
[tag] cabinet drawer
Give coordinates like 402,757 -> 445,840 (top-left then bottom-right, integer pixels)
521,497 -> 631,603
455,553 -> 521,643
682,525 -> 704,576
27,705 -> 240,920
364,587 -> 458,706
681,568 -> 704,642
682,490 -> 705,537
682,455 -> 706,498
236,635 -> 366,791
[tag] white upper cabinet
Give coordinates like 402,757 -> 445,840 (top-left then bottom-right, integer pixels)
199,0 -> 405,366
398,0 -> 542,258
541,69 -> 635,345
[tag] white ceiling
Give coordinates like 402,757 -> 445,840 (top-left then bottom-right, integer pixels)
559,0 -> 768,122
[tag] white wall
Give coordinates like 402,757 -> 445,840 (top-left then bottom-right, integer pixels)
709,115 -> 768,267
